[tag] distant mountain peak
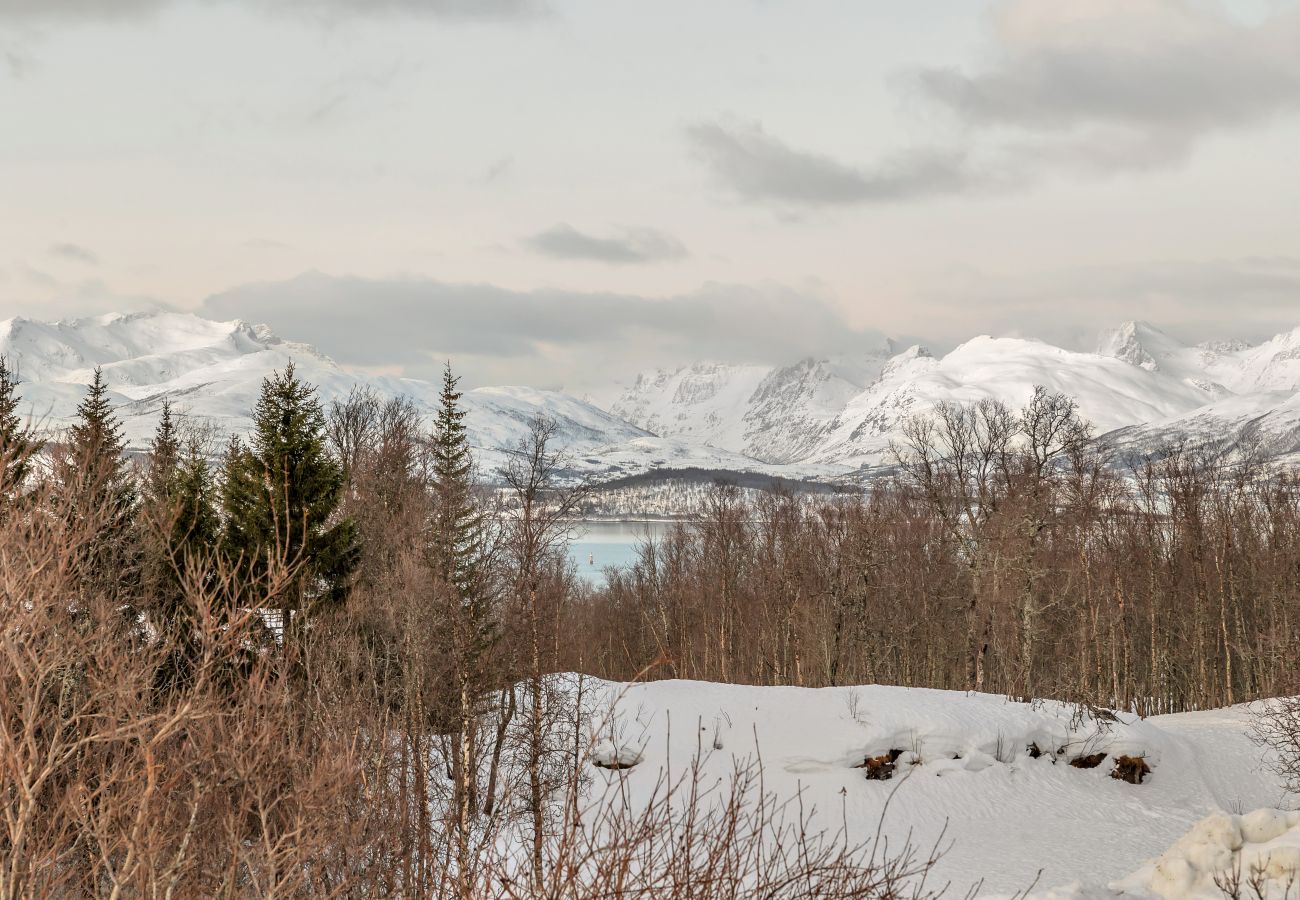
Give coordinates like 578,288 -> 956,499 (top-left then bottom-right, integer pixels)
1096,320 -> 1184,372
4,309 -> 1300,479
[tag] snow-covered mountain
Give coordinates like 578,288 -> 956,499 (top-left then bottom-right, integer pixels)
5,311 -> 1300,484
609,340 -> 896,465
615,322 -> 1300,471
0,311 -> 788,481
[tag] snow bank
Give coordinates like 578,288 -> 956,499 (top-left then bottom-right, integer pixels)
1113,809 -> 1300,898
573,679 -> 1288,894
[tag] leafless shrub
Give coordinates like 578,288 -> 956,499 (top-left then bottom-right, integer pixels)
1253,696 -> 1300,797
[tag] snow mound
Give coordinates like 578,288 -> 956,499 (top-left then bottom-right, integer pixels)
1114,809 -> 1300,898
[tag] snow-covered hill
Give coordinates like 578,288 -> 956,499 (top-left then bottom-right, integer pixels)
5,311 -> 1300,484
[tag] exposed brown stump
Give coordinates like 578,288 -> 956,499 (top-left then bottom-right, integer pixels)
594,759 -> 636,771
858,748 -> 904,781
1070,752 -> 1107,770
1111,755 -> 1151,784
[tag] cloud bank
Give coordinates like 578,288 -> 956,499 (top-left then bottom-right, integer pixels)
199,271 -> 886,393
0,0 -> 545,24
526,224 -> 687,264
689,0 -> 1300,208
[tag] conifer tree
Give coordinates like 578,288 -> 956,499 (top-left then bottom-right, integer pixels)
0,356 -> 38,507
144,400 -> 181,501
141,402 -> 220,692
142,404 -> 219,625
429,363 -> 495,880
54,367 -> 139,610
430,362 -> 486,597
221,364 -> 359,642
174,441 -> 219,560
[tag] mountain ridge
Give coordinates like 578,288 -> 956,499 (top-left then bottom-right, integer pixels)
4,311 -> 1300,481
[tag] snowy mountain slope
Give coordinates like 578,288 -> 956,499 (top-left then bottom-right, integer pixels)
613,322 -> 1300,472
609,362 -> 772,452
0,313 -> 671,475
0,311 -> 851,483
1095,322 -> 1300,465
808,334 -> 1219,467
610,341 -> 896,464
7,310 -> 1300,484
575,678 -> 1291,896
1098,320 -> 1300,396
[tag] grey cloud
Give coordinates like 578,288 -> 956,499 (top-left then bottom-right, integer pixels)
686,120 -> 981,207
527,224 -> 688,264
913,11 -> 1300,134
906,2 -> 1300,180
690,2 -> 1300,208
0,0 -> 544,23
0,0 -> 167,21
241,237 -> 293,251
0,265 -> 170,319
48,243 -> 98,265
267,0 -> 545,21
3,44 -> 25,77
199,271 -> 886,390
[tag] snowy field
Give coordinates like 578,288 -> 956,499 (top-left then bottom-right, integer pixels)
574,679 -> 1297,897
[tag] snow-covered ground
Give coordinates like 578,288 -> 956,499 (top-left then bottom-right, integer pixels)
576,679 -> 1297,896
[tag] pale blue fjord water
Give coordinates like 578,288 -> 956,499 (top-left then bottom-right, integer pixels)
566,520 -> 676,586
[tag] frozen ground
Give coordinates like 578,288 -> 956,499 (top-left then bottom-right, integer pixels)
575,679 -> 1297,896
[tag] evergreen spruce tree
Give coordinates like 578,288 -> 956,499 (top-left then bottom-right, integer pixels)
0,356 -> 39,507
221,364 -> 359,642
174,441 -> 219,560
429,363 -> 495,851
144,399 -> 181,502
430,362 -> 486,597
54,367 -> 139,610
141,402 -> 219,647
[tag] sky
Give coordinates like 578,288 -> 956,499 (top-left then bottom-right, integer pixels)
1,0 -> 1299,396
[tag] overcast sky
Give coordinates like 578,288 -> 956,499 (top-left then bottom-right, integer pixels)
2,0 -> 1298,395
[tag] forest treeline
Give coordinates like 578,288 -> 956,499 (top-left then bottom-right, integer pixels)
592,388 -> 1300,714
0,356 -> 1296,896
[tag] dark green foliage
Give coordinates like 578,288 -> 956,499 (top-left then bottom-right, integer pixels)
144,399 -> 182,503
0,356 -> 39,506
428,363 -> 497,828
141,402 -> 219,654
144,402 -> 219,557
429,363 -> 490,621
221,364 -> 359,637
53,367 -> 139,606
60,367 -> 135,512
